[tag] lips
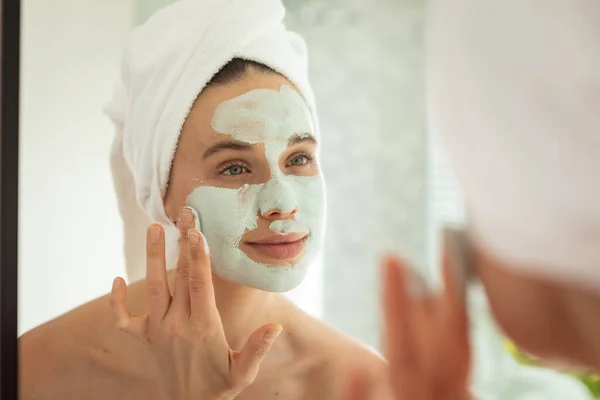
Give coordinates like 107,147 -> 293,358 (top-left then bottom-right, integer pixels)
245,233 -> 308,261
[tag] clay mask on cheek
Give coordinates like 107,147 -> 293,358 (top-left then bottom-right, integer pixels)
186,85 -> 325,292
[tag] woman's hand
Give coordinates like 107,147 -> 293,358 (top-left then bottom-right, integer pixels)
109,207 -> 282,400
346,232 -> 472,400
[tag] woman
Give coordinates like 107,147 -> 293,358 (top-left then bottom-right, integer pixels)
19,1 -> 387,399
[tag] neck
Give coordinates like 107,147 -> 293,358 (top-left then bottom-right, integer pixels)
167,269 -> 288,350
212,273 -> 285,349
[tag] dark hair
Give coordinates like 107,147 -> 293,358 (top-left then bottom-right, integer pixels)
207,58 -> 278,86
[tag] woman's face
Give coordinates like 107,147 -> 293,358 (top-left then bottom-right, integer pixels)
164,69 -> 325,292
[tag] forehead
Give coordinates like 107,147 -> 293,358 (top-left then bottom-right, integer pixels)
182,72 -> 313,145
212,86 -> 313,143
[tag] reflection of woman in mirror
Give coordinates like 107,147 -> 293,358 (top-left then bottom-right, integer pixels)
18,1 -> 387,399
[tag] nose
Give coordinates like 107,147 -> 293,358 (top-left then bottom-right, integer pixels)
257,177 -> 298,220
261,206 -> 298,220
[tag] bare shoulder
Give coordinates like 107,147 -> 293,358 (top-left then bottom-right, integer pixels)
285,308 -> 388,399
19,316 -> 75,399
19,279 -> 158,400
316,325 -> 388,399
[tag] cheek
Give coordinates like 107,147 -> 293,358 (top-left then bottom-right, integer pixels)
166,162 -> 205,215
187,184 -> 262,238
285,163 -> 319,178
164,181 -> 188,221
305,164 -> 320,177
238,184 -> 257,207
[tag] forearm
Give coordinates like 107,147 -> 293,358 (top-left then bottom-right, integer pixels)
472,241 -> 600,372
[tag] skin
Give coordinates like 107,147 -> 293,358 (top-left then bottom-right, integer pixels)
345,235 -> 600,400
472,240 -> 600,372
19,69 -> 387,400
110,221 -> 279,400
345,233 -> 472,400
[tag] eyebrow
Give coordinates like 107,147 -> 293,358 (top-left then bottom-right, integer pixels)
202,140 -> 252,160
288,134 -> 317,147
202,134 -> 317,160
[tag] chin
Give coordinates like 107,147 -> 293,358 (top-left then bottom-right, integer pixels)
248,265 -> 310,293
221,272 -> 306,293
258,279 -> 304,293
213,258 -> 312,293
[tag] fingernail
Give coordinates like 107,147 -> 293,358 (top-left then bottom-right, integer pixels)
263,328 -> 282,341
149,226 -> 160,244
188,229 -> 200,248
181,207 -> 194,224
188,229 -> 210,255
198,230 -> 209,255
112,278 -> 122,291
188,206 -> 201,231
444,227 -> 469,303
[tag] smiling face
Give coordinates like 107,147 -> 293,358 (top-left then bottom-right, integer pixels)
164,68 -> 325,292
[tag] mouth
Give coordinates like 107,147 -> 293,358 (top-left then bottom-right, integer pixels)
244,233 -> 308,261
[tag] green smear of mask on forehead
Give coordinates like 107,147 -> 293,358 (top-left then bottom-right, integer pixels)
211,85 -> 313,143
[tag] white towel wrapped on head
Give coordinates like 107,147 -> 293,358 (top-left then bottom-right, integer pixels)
104,0 -> 318,282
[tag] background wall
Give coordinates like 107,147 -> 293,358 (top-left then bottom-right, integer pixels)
19,0 -> 134,334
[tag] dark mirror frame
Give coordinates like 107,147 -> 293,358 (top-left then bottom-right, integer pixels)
1,0 -> 20,398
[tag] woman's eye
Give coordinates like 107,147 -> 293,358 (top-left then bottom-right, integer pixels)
289,155 -> 309,166
221,164 -> 247,176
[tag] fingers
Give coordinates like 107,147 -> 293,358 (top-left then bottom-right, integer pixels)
381,244 -> 472,399
382,256 -> 428,400
382,256 -> 415,372
438,232 -> 471,383
343,369 -> 370,400
188,229 -> 216,322
110,277 -> 148,339
110,277 -> 129,328
145,224 -> 171,323
440,229 -> 470,337
168,207 -> 198,319
234,324 -> 282,382
442,228 -> 469,309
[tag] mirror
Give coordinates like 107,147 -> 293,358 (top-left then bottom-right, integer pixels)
18,0 -> 431,341
17,0 -> 598,399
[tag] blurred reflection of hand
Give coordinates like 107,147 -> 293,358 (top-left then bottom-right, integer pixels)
345,231 -> 472,400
